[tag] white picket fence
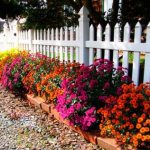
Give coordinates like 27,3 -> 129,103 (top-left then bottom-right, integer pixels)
0,6 -> 150,85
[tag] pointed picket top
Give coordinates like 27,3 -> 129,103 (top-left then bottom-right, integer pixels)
89,25 -> 94,40
106,23 -> 110,29
55,28 -> 58,40
47,28 -> 50,40
97,24 -> 102,31
105,23 -> 111,40
124,22 -> 130,33
146,22 -> 150,42
135,22 -> 142,34
44,29 -> 46,40
147,22 -> 150,28
135,21 -> 141,28
124,22 -> 130,41
114,23 -> 120,41
115,23 -> 119,28
135,22 -> 142,42
75,26 -> 79,40
124,22 -> 130,28
60,27 -> 63,40
78,6 -> 89,16
97,24 -> 102,41
70,26 -> 74,40
51,28 -> 54,40
65,27 -> 68,40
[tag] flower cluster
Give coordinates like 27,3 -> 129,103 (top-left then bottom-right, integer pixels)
98,83 -> 150,149
1,51 -> 30,94
56,59 -> 132,130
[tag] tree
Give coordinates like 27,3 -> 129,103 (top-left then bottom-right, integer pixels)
0,0 -> 24,19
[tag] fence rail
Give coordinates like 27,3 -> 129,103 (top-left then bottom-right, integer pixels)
0,6 -> 150,85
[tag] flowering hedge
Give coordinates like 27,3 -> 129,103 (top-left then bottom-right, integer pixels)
0,50 -> 149,149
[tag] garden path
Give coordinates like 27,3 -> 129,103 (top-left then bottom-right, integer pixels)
0,85 -> 104,150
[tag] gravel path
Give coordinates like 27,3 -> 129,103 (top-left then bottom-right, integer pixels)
0,86 -> 104,150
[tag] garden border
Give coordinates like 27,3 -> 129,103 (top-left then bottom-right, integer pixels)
26,94 -> 130,150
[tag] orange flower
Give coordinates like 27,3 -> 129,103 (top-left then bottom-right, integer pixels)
146,135 -> 150,141
138,117 -> 144,123
136,123 -> 142,129
132,113 -> 137,118
133,139 -> 138,147
136,133 -> 142,139
145,89 -> 150,96
145,127 -> 149,132
146,119 -> 150,125
141,135 -> 147,141
143,102 -> 150,110
129,124 -> 134,130
141,113 -> 146,120
140,127 -> 146,134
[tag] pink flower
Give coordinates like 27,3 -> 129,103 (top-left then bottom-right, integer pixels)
99,95 -> 108,101
89,80 -> 98,89
85,107 -> 96,116
116,87 -> 122,95
14,78 -> 18,83
14,72 -> 19,78
103,82 -> 110,90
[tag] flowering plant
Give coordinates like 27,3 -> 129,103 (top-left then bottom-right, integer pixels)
35,62 -> 80,102
98,83 -> 150,149
1,51 -> 30,94
0,49 -> 20,79
22,53 -> 60,95
56,59 -> 132,130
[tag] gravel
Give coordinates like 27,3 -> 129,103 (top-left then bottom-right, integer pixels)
0,86 -> 104,150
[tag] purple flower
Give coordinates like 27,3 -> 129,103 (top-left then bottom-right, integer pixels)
103,82 -> 110,90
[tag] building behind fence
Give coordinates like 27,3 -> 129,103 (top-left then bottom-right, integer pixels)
0,6 -> 150,85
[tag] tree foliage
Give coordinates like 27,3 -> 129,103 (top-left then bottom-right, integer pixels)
0,0 -> 24,19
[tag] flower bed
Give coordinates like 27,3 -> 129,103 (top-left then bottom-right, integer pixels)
0,49 -> 149,149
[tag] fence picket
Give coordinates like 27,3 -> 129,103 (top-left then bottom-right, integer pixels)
89,25 -> 94,65
113,23 -> 120,68
51,28 -> 54,58
65,27 -> 68,62
43,29 -> 46,55
123,23 -> 130,74
75,26 -> 79,62
132,22 -> 141,85
55,28 -> 59,58
96,24 -> 102,59
47,29 -> 50,57
104,24 -> 111,60
70,27 -> 74,62
59,27 -> 63,62
144,22 -> 150,83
